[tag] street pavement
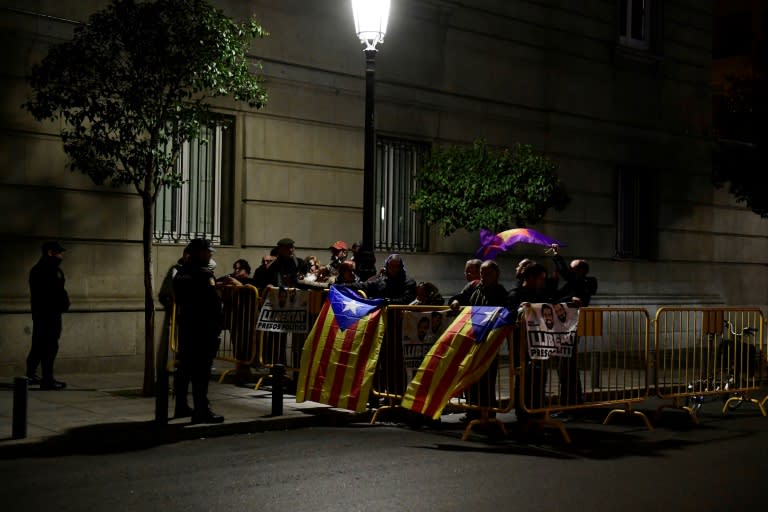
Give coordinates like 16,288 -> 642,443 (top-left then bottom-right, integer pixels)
2,364 -> 768,459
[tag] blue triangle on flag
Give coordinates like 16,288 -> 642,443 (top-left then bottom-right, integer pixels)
468,306 -> 514,343
329,285 -> 386,331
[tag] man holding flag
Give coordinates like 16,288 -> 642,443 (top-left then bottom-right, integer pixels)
445,260 -> 508,421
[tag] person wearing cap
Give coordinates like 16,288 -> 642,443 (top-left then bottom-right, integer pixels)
172,238 -> 225,423
264,237 -> 308,288
27,241 -> 70,389
327,240 -> 348,273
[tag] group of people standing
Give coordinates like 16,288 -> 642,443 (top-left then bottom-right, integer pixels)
165,236 -> 596,424
446,247 -> 597,422
25,233 -> 595,430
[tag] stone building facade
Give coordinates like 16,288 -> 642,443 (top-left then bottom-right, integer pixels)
1,0 -> 765,375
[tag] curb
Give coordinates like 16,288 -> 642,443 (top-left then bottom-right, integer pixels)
0,407 -> 368,460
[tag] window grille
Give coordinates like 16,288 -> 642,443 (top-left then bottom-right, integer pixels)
375,137 -> 429,252
154,122 -> 233,245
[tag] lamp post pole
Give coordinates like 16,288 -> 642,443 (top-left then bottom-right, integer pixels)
362,48 -> 377,253
352,0 -> 389,254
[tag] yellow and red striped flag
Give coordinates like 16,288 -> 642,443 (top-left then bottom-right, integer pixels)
296,286 -> 387,413
401,306 -> 513,420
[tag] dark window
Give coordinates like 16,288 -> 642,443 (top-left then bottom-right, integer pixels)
713,13 -> 753,58
375,137 -> 430,252
154,119 -> 234,245
618,0 -> 651,50
616,168 -> 657,259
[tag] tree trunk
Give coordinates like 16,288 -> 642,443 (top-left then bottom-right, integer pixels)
142,192 -> 156,396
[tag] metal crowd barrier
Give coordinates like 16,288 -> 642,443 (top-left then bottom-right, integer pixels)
215,284 -> 261,383
655,307 -> 766,421
167,285 -> 768,440
370,305 -> 449,419
167,284 -> 262,382
256,288 -> 327,390
370,305 -> 516,442
515,306 -> 653,443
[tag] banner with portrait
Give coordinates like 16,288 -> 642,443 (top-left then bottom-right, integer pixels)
401,310 -> 451,380
523,302 -> 579,360
256,287 -> 310,333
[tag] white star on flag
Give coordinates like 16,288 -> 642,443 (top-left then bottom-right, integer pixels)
477,309 -> 498,325
341,297 -> 364,316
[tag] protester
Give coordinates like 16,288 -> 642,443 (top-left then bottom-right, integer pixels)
217,258 -> 253,286
326,241 -> 348,274
338,254 -> 416,400
349,240 -> 363,262
507,261 -> 550,424
550,245 -> 598,407
411,281 -> 444,306
448,258 -> 482,305
550,244 -> 597,307
464,258 -> 482,283
172,238 -> 225,424
335,260 -> 359,285
449,260 -> 507,421
27,241 -> 70,390
353,249 -> 378,282
264,238 -> 307,288
342,253 -> 416,305
251,249 -> 278,290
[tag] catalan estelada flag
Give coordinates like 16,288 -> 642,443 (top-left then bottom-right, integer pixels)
400,306 -> 514,420
296,285 -> 386,413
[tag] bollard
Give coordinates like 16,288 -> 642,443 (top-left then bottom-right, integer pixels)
155,368 -> 169,426
271,364 -> 284,416
12,377 -> 28,439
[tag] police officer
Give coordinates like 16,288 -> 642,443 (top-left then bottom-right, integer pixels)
172,238 -> 224,424
27,241 -> 70,390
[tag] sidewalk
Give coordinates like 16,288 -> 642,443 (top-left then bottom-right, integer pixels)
0,368 -> 363,458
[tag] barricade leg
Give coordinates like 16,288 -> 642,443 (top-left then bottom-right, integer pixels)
605,402 -> 653,431
461,408 -> 507,441
759,394 -> 768,415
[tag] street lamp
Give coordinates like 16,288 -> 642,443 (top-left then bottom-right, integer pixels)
351,0 -> 390,253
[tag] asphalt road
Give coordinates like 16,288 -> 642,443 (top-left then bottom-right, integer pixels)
1,408 -> 767,512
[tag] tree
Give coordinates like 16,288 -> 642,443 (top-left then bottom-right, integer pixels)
24,0 -> 268,395
411,140 -> 570,236
712,72 -> 768,218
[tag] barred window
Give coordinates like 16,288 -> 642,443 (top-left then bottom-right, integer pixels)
618,0 -> 652,50
375,137 -> 429,252
616,168 -> 657,259
154,121 -> 234,245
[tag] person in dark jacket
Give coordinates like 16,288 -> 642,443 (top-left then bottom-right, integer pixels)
447,258 -> 482,306
264,238 -> 308,288
449,260 -> 508,421
339,254 -> 417,399
172,238 -> 224,424
507,261 -> 551,423
27,241 -> 70,389
344,253 -> 417,304
550,246 -> 597,406
550,245 -> 597,307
